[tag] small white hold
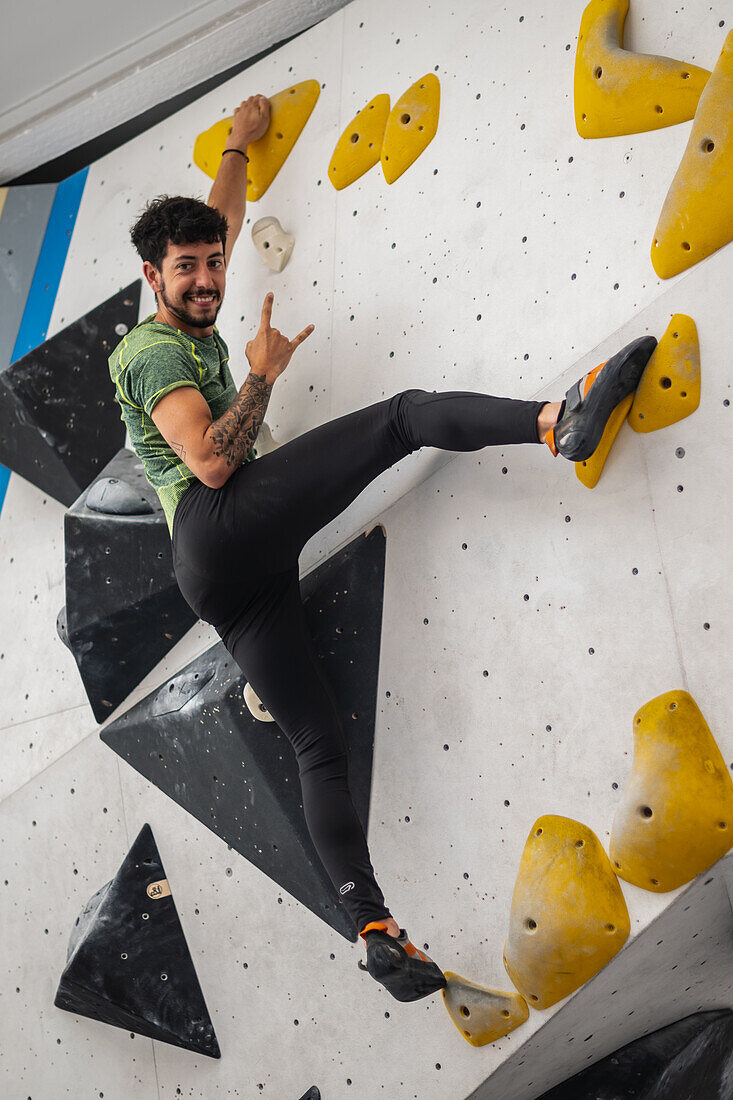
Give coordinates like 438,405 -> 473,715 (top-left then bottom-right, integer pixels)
244,682 -> 275,722
254,421 -> 282,456
115,323 -> 129,336
251,217 -> 294,273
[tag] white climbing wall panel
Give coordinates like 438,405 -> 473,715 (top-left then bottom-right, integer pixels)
1,0 -> 732,1098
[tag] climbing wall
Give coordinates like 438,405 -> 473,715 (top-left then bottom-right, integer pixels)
1,1 -> 732,1098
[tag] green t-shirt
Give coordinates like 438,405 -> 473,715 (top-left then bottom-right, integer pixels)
108,315 -> 253,534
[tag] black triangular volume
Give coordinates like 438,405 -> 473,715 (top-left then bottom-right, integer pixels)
297,1089 -> 321,1100
0,281 -> 140,505
61,448 -> 197,722
54,823 -> 220,1058
102,527 -> 387,941
536,1009 -> 733,1099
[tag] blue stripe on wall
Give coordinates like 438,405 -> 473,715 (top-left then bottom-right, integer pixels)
1,166 -> 88,517
10,167 -> 89,362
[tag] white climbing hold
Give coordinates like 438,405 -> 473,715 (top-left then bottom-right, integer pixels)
254,421 -> 282,456
244,682 -> 275,722
251,217 -> 294,273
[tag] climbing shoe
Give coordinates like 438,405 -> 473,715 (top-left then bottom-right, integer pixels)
545,335 -> 657,462
358,921 -> 447,1002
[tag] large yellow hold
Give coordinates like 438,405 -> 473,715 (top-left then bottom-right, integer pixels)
381,74 -> 440,184
628,315 -> 700,433
610,691 -> 733,892
442,973 -> 528,1047
328,95 -> 390,191
652,31 -> 733,278
503,816 -> 630,1010
193,80 -> 321,201
574,0 -> 710,138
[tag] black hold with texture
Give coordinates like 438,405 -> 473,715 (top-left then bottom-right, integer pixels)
0,282 -> 140,504
54,823 -> 220,1058
63,448 -> 197,722
102,527 -> 386,941
535,1009 -> 733,1099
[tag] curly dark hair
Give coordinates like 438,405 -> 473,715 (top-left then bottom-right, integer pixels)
130,195 -> 228,268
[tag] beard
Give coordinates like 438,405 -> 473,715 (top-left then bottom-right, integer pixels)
158,278 -> 223,329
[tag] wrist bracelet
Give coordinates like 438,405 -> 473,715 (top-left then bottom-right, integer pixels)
222,148 -> 249,162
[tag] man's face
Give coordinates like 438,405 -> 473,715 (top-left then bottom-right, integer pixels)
146,239 -> 227,333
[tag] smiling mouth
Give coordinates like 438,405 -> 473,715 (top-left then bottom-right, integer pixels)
187,294 -> 218,305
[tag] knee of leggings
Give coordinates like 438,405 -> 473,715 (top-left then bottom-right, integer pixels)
389,388 -> 429,453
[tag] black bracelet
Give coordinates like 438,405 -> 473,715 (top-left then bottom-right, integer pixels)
222,148 -> 249,162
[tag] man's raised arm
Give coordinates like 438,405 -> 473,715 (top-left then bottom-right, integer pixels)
207,95 -> 270,264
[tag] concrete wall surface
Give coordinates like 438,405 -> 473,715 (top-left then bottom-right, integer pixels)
1,0 -> 731,1098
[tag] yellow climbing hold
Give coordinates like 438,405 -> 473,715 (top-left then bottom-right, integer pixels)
0,187 -> 8,222
503,816 -> 630,1010
628,315 -> 700,433
574,0 -> 710,138
442,973 -> 528,1046
381,74 -> 440,184
193,80 -> 321,201
328,94 -> 390,191
610,691 -> 733,892
652,31 -> 733,278
575,392 -> 634,488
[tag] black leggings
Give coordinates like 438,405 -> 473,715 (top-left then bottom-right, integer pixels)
171,389 -> 545,933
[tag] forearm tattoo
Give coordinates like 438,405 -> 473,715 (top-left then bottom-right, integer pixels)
208,371 -> 272,468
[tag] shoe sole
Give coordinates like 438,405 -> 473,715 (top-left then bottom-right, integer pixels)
555,335 -> 658,462
366,936 -> 447,1002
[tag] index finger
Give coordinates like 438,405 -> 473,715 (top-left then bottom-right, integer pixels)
259,292 -> 274,330
289,324 -> 315,351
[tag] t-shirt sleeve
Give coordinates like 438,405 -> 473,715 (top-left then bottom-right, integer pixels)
128,339 -> 202,416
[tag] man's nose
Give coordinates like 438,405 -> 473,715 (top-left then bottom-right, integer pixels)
194,266 -> 217,289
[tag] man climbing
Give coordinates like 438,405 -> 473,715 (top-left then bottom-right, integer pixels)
110,93 -> 657,1004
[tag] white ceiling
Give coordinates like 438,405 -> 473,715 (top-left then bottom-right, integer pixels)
0,0 -> 349,182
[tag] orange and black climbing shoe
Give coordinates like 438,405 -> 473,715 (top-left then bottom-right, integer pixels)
545,335 -> 657,462
358,921 -> 447,1002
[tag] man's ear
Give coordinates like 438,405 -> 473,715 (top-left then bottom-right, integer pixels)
142,260 -> 162,294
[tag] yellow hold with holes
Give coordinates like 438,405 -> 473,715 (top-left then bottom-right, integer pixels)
628,315 -> 700,432
503,816 -> 630,1010
574,0 -> 710,138
442,973 -> 528,1046
576,392 -> 634,488
652,31 -> 733,278
193,80 -> 321,201
610,691 -> 733,892
381,74 -> 440,184
328,94 -> 390,190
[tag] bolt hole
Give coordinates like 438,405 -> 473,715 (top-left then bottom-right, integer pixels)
605,924 -> 616,933
651,878 -> 660,886
594,67 -> 602,79
400,113 -> 411,125
535,827 -> 543,836
655,105 -> 663,113
350,133 -> 359,144
575,840 -> 584,848
681,241 -> 691,251
660,376 -> 672,389
719,822 -> 728,830
681,71 -> 690,79
668,702 -> 677,711
703,140 -> 715,153
525,918 -> 537,932
501,1009 -> 511,1018
680,391 -> 687,398
460,1005 -> 470,1017
640,806 -> 653,818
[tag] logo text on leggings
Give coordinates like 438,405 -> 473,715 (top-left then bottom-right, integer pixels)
339,881 -> 355,895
